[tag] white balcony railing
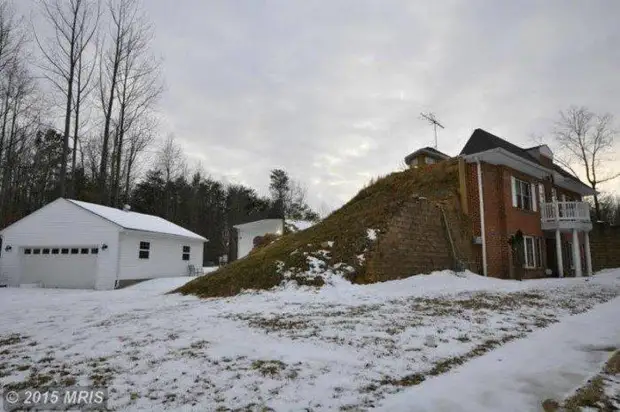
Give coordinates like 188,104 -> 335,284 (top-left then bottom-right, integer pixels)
541,201 -> 591,224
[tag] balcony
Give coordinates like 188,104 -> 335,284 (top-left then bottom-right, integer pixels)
541,201 -> 592,231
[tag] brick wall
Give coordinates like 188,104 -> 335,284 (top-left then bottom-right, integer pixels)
590,223 -> 620,271
464,161 -> 557,279
364,195 -> 473,282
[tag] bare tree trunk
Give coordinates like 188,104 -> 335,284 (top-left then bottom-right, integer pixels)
34,0 -> 99,198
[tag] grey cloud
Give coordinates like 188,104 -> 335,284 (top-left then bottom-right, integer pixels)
35,0 -> 618,210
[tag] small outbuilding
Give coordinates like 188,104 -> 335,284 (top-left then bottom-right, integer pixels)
404,147 -> 451,168
232,219 -> 283,260
0,198 -> 206,290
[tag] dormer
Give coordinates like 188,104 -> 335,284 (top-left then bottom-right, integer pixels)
526,144 -> 554,168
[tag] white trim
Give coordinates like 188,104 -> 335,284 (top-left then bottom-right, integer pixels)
531,183 -> 537,212
555,229 -> 564,277
572,229 -> 582,277
538,184 -> 544,206
476,159 -> 488,277
511,176 -> 517,207
461,148 -> 595,196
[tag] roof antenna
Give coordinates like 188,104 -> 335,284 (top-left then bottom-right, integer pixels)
420,112 -> 445,149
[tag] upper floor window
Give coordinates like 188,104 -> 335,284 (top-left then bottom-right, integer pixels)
511,177 -> 537,211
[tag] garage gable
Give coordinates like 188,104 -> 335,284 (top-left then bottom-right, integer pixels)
1,198 -> 120,240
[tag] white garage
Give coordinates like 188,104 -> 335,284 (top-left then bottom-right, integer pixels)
0,198 -> 206,290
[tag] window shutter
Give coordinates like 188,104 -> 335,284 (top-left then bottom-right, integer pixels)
531,183 -> 537,211
538,184 -> 544,206
511,176 -> 517,207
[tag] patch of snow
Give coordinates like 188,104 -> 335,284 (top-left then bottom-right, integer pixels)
367,228 -> 378,241
379,294 -> 620,412
0,269 -> 618,411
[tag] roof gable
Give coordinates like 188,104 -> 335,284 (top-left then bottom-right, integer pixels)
459,129 -> 540,163
459,128 -> 594,195
404,146 -> 450,164
67,199 -> 206,241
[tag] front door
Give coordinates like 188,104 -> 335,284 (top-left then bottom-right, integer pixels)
546,238 -> 559,277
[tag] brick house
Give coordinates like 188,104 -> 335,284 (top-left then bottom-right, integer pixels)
404,128 -> 596,279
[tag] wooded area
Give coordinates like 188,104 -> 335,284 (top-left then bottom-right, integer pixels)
0,0 -> 319,264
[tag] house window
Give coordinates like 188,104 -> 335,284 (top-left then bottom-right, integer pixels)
24,248 -> 32,255
139,241 -> 150,259
182,246 -> 190,261
513,178 -> 533,211
535,238 -> 544,268
523,236 -> 537,268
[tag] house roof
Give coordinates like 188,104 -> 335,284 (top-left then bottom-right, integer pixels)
68,199 -> 207,241
233,219 -> 283,233
459,128 -> 591,191
460,129 -> 541,164
404,146 -> 451,164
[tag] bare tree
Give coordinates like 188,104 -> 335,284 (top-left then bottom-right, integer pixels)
156,133 -> 186,183
97,0 -> 142,204
70,24 -> 99,196
109,6 -> 161,206
121,115 -> 155,202
551,106 -> 619,220
0,2 -> 24,77
34,0 -> 99,197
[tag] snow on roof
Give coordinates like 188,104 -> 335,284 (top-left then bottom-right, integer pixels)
68,199 -> 207,241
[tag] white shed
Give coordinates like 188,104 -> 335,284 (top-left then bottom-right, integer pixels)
0,198 -> 206,290
233,219 -> 283,260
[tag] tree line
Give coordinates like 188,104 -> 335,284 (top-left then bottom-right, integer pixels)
0,0 -> 319,264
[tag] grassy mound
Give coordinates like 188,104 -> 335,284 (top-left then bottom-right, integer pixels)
175,160 -> 462,298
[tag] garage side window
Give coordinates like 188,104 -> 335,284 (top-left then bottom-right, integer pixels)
182,246 -> 190,261
139,241 -> 150,259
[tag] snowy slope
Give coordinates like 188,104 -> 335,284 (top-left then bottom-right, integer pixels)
0,269 -> 619,411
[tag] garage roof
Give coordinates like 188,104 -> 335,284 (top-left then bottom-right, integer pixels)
68,199 -> 207,241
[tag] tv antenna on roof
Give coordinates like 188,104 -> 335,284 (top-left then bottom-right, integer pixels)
420,112 -> 444,149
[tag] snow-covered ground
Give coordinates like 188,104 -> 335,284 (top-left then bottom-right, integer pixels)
1,270 -> 619,411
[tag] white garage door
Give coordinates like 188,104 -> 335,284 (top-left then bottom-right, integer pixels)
21,246 -> 99,289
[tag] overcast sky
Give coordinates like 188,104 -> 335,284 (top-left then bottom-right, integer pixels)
22,0 -> 620,211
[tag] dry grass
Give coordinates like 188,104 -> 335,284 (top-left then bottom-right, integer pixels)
545,350 -> 620,412
174,161 -> 461,298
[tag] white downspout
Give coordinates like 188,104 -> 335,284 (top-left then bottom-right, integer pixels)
476,158 -> 488,277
